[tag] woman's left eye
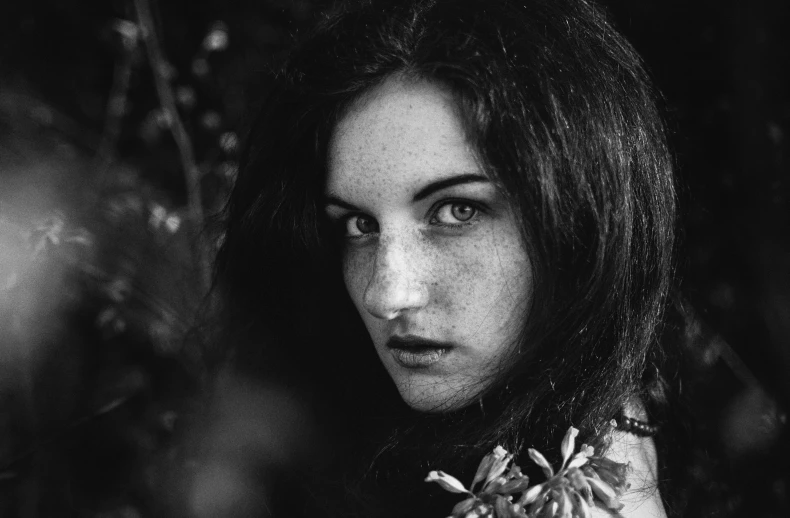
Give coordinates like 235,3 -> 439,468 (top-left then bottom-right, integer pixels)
431,201 -> 480,226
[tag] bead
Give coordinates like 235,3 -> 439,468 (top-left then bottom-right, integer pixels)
616,413 -> 658,437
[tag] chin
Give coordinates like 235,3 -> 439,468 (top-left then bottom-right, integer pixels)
396,381 -> 475,413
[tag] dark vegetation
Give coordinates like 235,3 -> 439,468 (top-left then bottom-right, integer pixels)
0,0 -> 787,516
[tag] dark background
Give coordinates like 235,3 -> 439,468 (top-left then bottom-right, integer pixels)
0,0 -> 788,516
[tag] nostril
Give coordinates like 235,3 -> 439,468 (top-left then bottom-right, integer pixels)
358,233 -> 429,320
363,267 -> 427,320
363,271 -> 403,320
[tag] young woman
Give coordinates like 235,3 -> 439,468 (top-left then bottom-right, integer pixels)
214,0 -> 688,516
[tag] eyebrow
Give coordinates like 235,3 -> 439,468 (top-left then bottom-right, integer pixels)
412,173 -> 490,202
323,173 -> 490,210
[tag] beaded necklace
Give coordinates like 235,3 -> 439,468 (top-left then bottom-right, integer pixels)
616,414 -> 659,436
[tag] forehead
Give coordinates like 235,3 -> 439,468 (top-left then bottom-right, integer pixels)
326,77 -> 482,196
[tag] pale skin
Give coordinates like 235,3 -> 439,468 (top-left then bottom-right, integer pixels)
325,75 -> 532,413
598,401 -> 667,518
324,76 -> 666,517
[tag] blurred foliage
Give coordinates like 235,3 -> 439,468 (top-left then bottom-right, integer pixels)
0,0 -> 788,516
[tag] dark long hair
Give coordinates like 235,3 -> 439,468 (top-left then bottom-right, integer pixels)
214,0 -> 682,515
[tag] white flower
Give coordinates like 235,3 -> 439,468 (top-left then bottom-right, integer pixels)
426,426 -> 631,518
425,470 -> 472,495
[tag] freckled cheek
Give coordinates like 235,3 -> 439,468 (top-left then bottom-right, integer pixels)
437,261 -> 475,302
341,248 -> 372,307
440,236 -> 531,331
343,252 -> 364,303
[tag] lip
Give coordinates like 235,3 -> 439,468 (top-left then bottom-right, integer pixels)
385,335 -> 454,369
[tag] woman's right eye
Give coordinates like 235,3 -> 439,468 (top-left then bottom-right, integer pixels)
344,214 -> 379,238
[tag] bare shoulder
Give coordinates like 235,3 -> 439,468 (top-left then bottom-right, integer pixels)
591,408 -> 667,517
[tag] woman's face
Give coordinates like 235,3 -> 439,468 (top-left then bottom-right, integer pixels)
324,77 -> 533,412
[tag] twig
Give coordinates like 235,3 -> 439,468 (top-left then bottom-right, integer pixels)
93,25 -> 136,184
133,0 -> 212,294
711,335 -> 761,388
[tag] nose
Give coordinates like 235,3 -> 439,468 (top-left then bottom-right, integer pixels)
362,234 -> 429,320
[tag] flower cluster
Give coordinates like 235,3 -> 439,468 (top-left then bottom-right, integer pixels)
425,426 -> 630,518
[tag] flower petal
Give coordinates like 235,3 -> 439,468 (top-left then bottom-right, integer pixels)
425,470 -> 471,494
588,456 -> 628,474
452,496 -> 478,516
566,468 -> 593,503
494,495 -> 513,517
557,489 -> 572,518
466,503 -> 492,518
498,475 -> 532,495
586,476 -> 623,511
587,458 -> 630,493
518,483 -> 545,506
560,427 -> 579,469
571,491 -> 592,518
594,468 -> 625,493
506,464 -> 523,480
566,455 -> 589,470
510,503 -> 527,518
485,451 -> 514,487
483,475 -> 507,494
528,448 -> 555,478
472,447 -> 502,491
540,499 -> 559,518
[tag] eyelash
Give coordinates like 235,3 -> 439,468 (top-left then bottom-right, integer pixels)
429,199 -> 484,228
337,199 -> 487,240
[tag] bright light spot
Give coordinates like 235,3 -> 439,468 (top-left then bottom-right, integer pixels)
219,132 -> 238,153
149,204 -> 167,229
165,214 -> 181,233
113,19 -> 139,50
203,22 -> 229,51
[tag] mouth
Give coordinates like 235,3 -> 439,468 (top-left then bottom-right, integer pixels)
385,335 -> 454,369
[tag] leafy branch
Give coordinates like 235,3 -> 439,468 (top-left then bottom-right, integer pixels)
133,0 -> 212,294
